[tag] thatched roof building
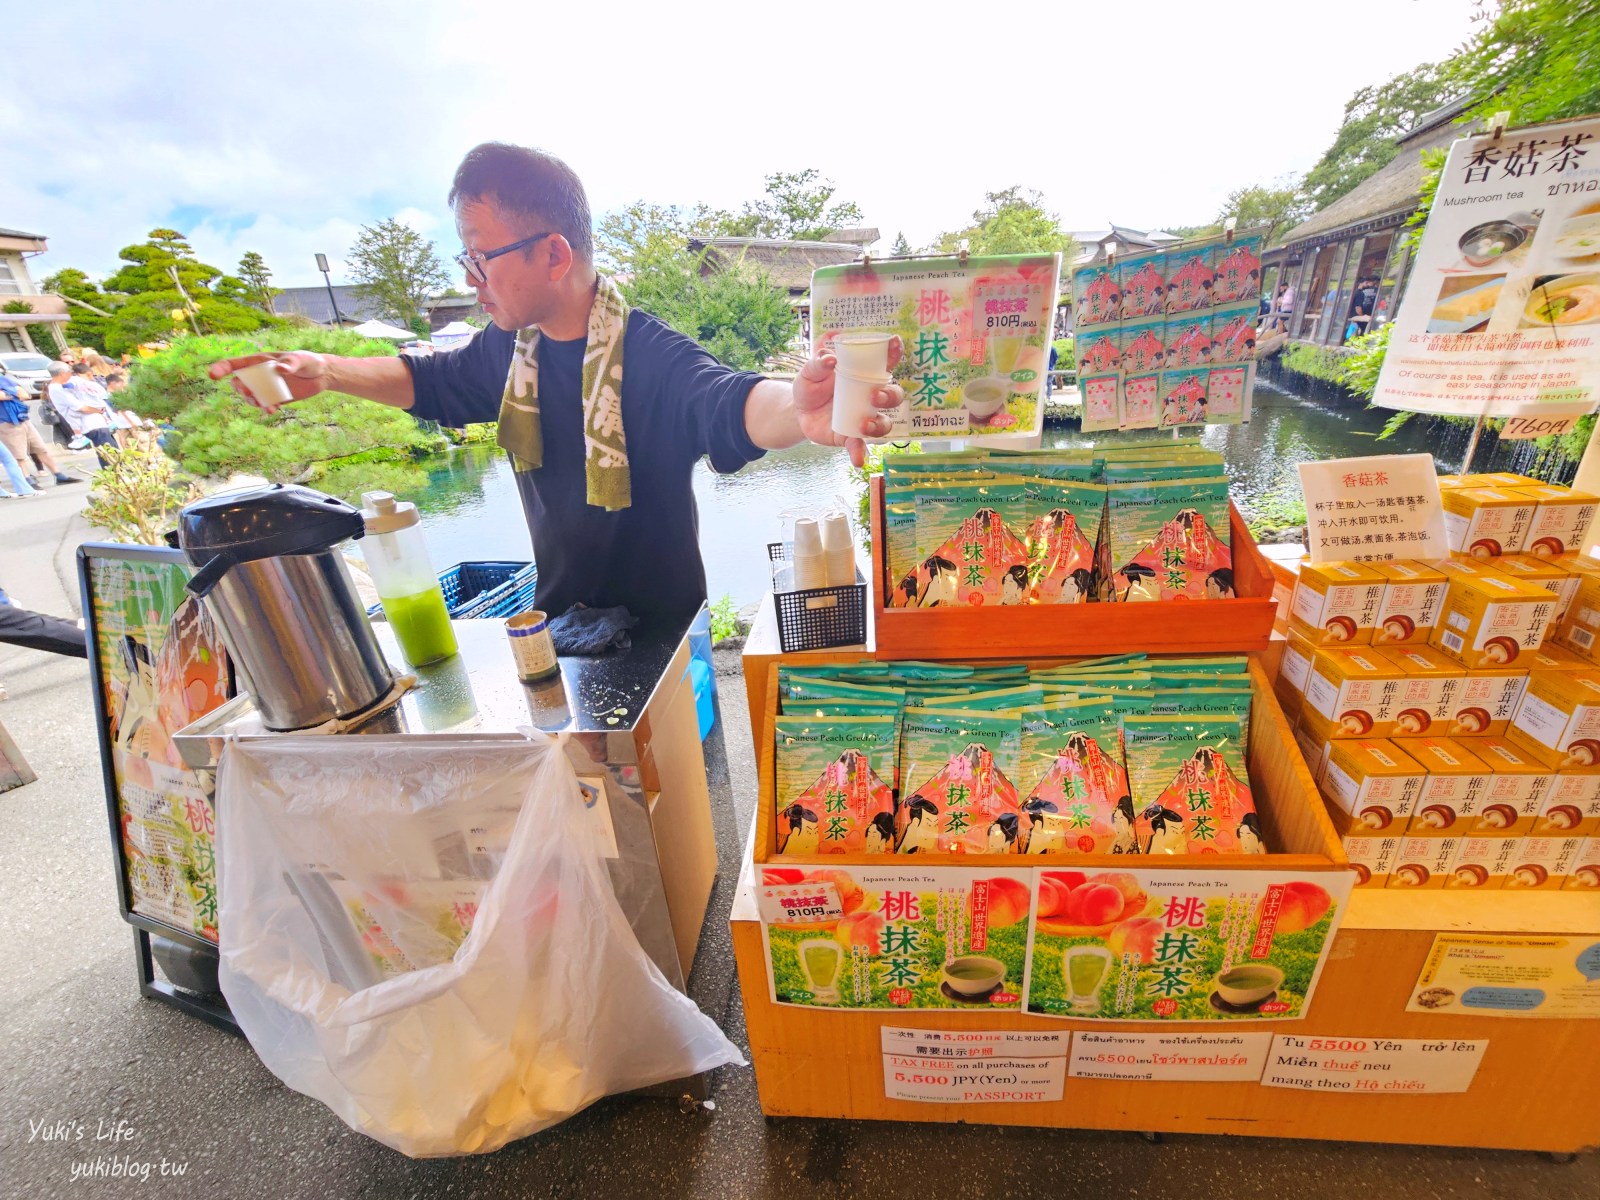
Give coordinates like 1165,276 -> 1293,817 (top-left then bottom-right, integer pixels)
1264,97 -> 1473,350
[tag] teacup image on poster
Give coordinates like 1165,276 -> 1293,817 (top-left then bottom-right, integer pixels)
1063,945 -> 1113,1013
1213,964 -> 1283,1007
941,955 -> 1006,998
797,938 -> 844,1004
962,376 -> 1007,419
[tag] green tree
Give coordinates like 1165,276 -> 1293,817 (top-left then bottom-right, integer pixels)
1301,63 -> 1456,211
115,328 -> 448,492
237,251 -> 277,311
1219,178 -> 1314,246
595,201 -> 730,274
42,268 -> 117,349
347,218 -> 449,328
719,169 -> 864,241
93,228 -> 273,353
934,188 -> 1078,259
890,232 -> 912,256
1455,0 -> 1600,125
621,250 -> 797,372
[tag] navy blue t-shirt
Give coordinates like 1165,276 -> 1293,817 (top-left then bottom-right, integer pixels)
404,313 -> 766,628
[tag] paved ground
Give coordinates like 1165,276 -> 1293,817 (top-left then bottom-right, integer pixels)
0,468 -> 1596,1199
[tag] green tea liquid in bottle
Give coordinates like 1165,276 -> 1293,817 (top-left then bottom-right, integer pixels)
360,491 -> 459,667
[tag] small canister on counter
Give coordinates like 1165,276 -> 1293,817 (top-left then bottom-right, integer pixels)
507,610 -> 560,683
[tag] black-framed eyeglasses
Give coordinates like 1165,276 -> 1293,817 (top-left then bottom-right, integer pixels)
455,232 -> 553,284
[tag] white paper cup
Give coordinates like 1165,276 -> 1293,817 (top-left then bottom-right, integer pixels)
833,332 -> 892,375
791,552 -> 829,591
821,513 -> 852,554
234,360 -> 295,412
826,550 -> 857,587
831,368 -> 894,439
793,517 -> 823,556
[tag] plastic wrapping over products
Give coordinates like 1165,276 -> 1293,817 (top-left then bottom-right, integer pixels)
216,733 -> 743,1157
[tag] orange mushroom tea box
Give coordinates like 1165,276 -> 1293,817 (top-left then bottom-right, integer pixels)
1441,836 -> 1517,890
1388,836 -> 1461,889
1505,669 -> 1600,764
1464,736 -> 1556,836
1509,484 -> 1598,557
1491,554 -> 1580,628
1275,630 -> 1316,724
1344,834 -> 1399,889
1523,643 -> 1592,673
1374,645 -> 1463,738
1302,648 -> 1404,738
1550,573 -> 1600,662
1564,838 -> 1600,889
1372,560 -> 1448,646
1396,737 -> 1492,836
1438,660 -> 1528,737
1293,708 -> 1336,784
1429,566 -> 1558,669
1441,487 -> 1536,558
1529,749 -> 1600,837
1288,561 -> 1385,646
1503,836 -> 1580,891
1318,737 -> 1427,834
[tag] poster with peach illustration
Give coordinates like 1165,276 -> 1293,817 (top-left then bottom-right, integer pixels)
1372,114 -> 1600,437
811,254 -> 1061,442
1024,869 -> 1352,1022
87,554 -> 234,942
759,867 -> 1034,1010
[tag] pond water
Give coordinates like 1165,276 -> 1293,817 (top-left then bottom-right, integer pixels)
400,377 -> 1567,611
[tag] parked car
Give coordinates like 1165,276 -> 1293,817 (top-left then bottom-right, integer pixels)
0,351 -> 55,399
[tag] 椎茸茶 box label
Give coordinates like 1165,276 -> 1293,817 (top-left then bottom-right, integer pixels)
1429,568 -> 1556,669
1396,737 -> 1492,835
1509,485 -> 1598,557
1389,836 -> 1461,889
1374,645 -> 1462,737
1465,736 -> 1555,835
1345,835 -> 1399,888
760,866 -> 1034,1010
1506,669 -> 1600,763
1319,738 -> 1427,833
1504,837 -> 1580,890
1303,649 -> 1404,737
1441,487 -> 1534,558
1025,868 -> 1351,1022
1565,838 -> 1600,889
1289,561 -> 1385,645
1372,561 -> 1447,645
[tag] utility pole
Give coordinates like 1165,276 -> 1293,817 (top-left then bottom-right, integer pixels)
315,253 -> 344,327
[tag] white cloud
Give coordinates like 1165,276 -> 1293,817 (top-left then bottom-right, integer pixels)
3,0 -> 1482,290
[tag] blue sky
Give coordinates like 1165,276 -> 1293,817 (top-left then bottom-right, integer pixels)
3,0 -> 1482,290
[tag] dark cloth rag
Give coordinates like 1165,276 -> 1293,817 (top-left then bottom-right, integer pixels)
548,605 -> 638,656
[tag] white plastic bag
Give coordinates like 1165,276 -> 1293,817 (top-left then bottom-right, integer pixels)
216,732 -> 743,1157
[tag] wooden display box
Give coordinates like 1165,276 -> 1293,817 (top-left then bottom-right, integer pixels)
868,475 -> 1277,660
754,658 -> 1343,870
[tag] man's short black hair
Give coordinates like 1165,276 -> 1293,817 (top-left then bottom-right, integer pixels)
449,142 -> 594,263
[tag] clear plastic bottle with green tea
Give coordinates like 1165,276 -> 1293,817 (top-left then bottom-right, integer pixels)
359,491 -> 458,667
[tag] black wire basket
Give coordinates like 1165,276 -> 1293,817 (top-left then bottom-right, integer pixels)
767,542 -> 867,653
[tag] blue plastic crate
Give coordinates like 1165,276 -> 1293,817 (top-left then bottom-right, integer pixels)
367,560 -> 537,620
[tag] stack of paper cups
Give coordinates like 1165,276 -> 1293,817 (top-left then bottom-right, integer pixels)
831,333 -> 894,440
792,518 -> 828,590
821,512 -> 855,586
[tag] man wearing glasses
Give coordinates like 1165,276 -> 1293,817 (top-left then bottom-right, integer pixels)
210,143 -> 901,629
